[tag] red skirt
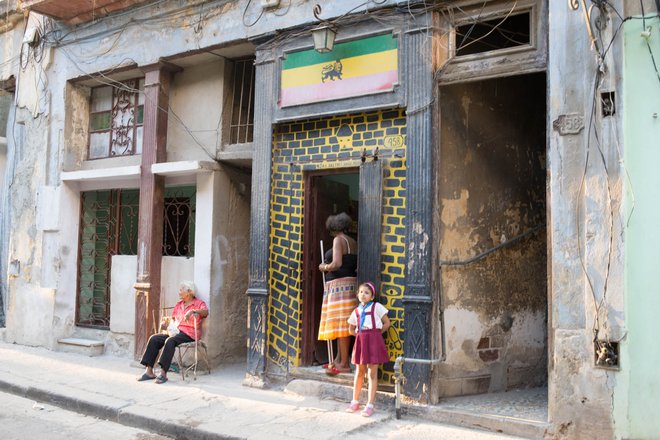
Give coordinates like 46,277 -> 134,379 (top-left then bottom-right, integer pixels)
352,328 -> 390,365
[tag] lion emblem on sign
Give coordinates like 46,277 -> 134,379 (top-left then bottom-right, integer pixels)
321,60 -> 343,82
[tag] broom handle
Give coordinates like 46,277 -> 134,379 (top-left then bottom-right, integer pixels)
321,240 -> 334,366
320,240 -> 327,285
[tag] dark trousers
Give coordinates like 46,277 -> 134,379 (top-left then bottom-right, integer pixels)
140,332 -> 194,373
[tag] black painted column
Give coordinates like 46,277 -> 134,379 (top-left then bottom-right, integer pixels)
246,49 -> 275,376
402,24 -> 435,398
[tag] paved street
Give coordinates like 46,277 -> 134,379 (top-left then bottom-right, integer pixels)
0,386 -> 523,440
0,390 -> 171,440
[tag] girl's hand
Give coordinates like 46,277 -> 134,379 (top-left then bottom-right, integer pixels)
381,314 -> 391,333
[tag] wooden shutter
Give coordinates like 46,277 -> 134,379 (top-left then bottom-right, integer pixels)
357,159 -> 383,291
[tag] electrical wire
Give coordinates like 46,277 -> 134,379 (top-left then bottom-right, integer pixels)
639,0 -> 660,85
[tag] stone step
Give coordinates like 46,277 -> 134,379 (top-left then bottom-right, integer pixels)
57,338 -> 105,357
408,406 -> 549,439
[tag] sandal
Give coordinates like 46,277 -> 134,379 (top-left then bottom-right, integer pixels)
326,367 -> 340,376
136,373 -> 156,382
155,375 -> 168,384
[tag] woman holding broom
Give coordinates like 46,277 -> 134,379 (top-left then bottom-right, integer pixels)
318,212 -> 358,375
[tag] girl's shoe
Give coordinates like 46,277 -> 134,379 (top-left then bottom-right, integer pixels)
361,406 -> 375,417
345,401 -> 360,413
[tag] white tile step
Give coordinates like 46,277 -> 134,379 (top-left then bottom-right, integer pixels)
57,338 -> 105,357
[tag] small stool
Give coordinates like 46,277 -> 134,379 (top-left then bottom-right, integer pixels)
175,340 -> 211,380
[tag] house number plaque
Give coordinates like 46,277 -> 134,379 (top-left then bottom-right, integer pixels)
553,113 -> 585,135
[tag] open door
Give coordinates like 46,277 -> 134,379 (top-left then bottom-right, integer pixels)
357,159 -> 383,291
301,163 -> 382,366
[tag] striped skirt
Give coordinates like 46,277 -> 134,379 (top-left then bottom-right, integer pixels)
318,277 -> 357,340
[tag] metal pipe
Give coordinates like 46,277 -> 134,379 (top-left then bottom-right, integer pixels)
393,355 -> 444,419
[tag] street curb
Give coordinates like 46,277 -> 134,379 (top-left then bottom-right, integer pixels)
0,377 -> 242,440
117,410 -> 244,440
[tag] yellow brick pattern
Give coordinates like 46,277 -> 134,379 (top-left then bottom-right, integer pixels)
267,109 -> 407,384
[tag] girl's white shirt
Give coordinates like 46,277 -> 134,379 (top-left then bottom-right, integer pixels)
347,302 -> 389,330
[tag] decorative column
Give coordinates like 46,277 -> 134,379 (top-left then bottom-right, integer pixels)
246,49 -> 275,376
134,62 -> 178,359
402,24 -> 435,398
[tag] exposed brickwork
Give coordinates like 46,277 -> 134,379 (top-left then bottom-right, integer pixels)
267,108 -> 407,384
479,349 -> 500,363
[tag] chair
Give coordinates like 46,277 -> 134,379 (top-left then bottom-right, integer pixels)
174,314 -> 211,380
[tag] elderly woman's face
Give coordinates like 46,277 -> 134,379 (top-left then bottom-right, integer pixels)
179,288 -> 194,301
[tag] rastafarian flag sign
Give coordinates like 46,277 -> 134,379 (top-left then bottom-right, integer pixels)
280,33 -> 398,107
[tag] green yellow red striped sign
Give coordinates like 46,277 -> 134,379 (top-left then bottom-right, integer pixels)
280,34 -> 398,107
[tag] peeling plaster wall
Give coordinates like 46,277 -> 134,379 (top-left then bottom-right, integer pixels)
4,104 -> 53,346
436,73 -> 547,397
198,169 -> 250,363
3,0 -> 277,352
0,10 -> 23,329
546,1 -> 625,438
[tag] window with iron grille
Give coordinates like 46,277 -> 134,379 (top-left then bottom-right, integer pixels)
76,186 -> 196,328
88,78 -> 145,159
228,58 -> 255,144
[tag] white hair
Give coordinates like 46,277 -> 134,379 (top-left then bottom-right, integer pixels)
179,280 -> 196,295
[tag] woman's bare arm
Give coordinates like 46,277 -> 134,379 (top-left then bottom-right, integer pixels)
324,235 -> 345,271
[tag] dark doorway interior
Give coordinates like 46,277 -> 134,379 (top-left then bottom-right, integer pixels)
437,72 -> 548,396
302,170 -> 359,365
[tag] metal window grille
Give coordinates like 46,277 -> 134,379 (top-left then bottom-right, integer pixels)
163,187 -> 196,257
228,58 -> 255,144
76,187 -> 195,328
88,79 -> 144,159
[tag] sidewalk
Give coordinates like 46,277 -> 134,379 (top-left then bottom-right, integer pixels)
0,341 -> 532,439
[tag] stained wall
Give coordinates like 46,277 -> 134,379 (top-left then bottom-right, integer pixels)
435,73 -> 547,397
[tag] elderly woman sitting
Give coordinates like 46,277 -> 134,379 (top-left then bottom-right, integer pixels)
137,280 -> 208,384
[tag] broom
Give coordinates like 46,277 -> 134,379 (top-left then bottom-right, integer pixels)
320,240 -> 335,373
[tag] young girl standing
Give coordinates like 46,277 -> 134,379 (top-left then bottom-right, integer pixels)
345,282 -> 391,417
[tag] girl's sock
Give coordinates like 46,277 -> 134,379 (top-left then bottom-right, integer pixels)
351,400 -> 359,405
365,403 -> 374,409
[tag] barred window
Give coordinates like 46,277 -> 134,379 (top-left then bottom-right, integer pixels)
88,79 -> 144,159
76,186 -> 195,328
228,58 -> 255,144
162,187 -> 196,257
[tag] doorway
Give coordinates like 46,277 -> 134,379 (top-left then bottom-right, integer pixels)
301,169 -> 359,366
437,72 -> 548,396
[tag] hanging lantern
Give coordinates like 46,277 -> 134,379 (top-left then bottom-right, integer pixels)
312,25 -> 336,53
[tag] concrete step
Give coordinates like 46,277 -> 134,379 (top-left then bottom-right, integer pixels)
287,368 -> 548,439
407,405 -> 548,439
57,338 -> 105,357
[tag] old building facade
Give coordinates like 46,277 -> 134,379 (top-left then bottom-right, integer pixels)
1,1 -> 659,438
